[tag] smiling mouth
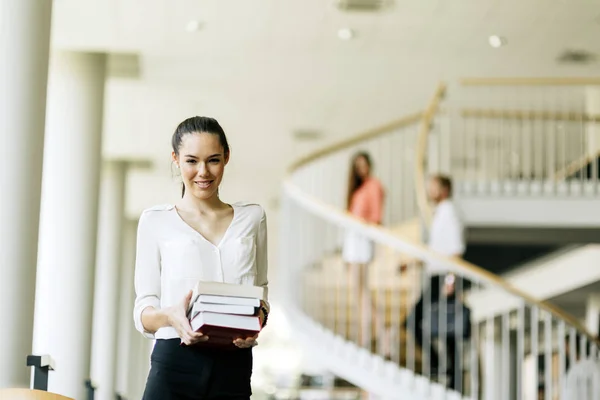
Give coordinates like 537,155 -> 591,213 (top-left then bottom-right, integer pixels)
194,180 -> 214,189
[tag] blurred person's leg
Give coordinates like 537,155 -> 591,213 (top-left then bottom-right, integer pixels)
445,336 -> 459,391
343,231 -> 375,347
411,275 -> 443,373
445,276 -> 466,392
350,262 -> 371,348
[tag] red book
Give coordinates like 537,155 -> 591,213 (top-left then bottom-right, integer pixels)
185,312 -> 261,349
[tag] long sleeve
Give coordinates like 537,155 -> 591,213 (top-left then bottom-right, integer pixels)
255,208 -> 270,311
133,211 -> 162,339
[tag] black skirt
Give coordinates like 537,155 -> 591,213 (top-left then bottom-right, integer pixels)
142,339 -> 253,400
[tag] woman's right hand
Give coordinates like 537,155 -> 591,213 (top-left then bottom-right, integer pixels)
166,290 -> 208,346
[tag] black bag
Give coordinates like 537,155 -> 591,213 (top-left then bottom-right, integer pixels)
424,299 -> 472,339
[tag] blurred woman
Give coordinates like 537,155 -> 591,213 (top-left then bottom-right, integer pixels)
342,151 -> 384,345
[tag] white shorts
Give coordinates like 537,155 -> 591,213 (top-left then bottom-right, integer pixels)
342,230 -> 374,264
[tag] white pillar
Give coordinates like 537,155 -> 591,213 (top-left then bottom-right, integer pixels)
33,51 -> 106,400
127,333 -> 142,400
0,0 -> 53,388
585,293 -> 600,338
114,219 -> 138,399
127,334 -> 152,400
90,161 -> 127,400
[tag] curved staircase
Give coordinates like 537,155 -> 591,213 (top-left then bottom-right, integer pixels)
280,79 -> 600,399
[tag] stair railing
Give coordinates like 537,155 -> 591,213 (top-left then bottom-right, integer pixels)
281,81 -> 600,400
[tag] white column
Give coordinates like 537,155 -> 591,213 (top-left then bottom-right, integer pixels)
0,0 -> 53,388
90,161 -> 127,400
114,219 -> 138,399
33,51 -> 106,400
585,293 -> 600,338
127,333 -> 141,400
127,334 -> 152,400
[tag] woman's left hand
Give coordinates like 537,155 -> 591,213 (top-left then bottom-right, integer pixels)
233,305 -> 265,348
233,333 -> 258,348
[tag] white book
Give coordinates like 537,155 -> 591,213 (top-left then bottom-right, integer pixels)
190,302 -> 256,318
198,294 -> 261,307
190,281 -> 264,304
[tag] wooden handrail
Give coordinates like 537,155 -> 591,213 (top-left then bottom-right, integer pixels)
555,149 -> 600,180
461,108 -> 600,123
283,180 -> 600,347
0,389 -> 74,400
461,77 -> 600,86
287,112 -> 423,173
414,83 -> 446,227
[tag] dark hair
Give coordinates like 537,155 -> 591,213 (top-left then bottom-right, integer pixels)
431,174 -> 453,197
172,116 -> 230,197
346,151 -> 372,210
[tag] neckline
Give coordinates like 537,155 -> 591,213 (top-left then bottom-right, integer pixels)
172,203 -> 237,248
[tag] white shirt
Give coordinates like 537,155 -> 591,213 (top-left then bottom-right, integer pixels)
427,199 -> 465,275
133,202 -> 269,339
563,358 -> 600,399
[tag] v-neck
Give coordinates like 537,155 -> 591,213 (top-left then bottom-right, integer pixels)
172,203 -> 237,248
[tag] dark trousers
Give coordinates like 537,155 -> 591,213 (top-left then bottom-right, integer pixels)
408,274 -> 464,391
142,339 -> 253,400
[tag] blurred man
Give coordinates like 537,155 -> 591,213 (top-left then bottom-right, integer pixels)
402,174 -> 466,390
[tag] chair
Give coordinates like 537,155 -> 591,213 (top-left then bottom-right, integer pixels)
0,389 -> 74,400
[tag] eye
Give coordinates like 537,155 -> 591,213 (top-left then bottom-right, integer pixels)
209,158 -> 221,164
186,159 -> 197,164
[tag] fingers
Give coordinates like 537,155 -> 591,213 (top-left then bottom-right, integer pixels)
188,333 -> 209,345
180,330 -> 195,346
180,330 -> 209,345
233,337 -> 258,348
182,326 -> 205,343
175,312 -> 207,345
178,323 -> 200,345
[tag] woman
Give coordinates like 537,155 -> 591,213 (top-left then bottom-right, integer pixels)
342,151 -> 384,345
133,116 -> 269,400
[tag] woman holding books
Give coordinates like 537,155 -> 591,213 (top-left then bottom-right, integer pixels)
133,116 -> 269,400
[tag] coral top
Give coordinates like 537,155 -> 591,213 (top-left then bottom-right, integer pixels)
348,177 -> 384,224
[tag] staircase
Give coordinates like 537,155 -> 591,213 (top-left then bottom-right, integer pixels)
280,79 -> 600,399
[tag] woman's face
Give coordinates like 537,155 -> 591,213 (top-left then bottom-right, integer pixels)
354,156 -> 370,179
173,132 -> 229,200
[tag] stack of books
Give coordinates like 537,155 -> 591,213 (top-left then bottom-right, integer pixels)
186,281 -> 265,348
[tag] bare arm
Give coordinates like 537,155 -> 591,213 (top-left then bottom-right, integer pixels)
141,291 -> 206,345
140,306 -> 171,334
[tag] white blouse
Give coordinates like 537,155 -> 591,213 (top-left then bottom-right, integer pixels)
133,202 -> 269,339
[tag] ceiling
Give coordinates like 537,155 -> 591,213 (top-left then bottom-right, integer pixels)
49,0 -> 600,220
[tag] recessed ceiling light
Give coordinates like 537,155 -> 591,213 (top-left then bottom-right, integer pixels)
338,28 -> 355,40
488,35 -> 507,48
185,20 -> 203,33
